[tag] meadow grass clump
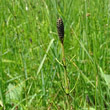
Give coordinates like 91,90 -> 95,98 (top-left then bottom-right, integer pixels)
0,0 -> 110,110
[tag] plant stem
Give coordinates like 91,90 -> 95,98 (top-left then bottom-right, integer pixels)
61,42 -> 70,110
61,42 -> 69,94
66,95 -> 70,110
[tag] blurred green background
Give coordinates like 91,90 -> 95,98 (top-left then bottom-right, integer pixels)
0,0 -> 110,109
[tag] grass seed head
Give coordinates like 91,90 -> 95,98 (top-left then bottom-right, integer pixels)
57,18 -> 64,43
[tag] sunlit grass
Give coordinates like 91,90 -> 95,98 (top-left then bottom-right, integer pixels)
0,0 -> 110,109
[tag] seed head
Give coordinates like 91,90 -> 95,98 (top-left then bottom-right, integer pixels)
57,18 -> 64,43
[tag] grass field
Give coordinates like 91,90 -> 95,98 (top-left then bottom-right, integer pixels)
0,0 -> 110,109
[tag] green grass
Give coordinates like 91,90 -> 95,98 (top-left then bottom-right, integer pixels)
0,0 -> 110,109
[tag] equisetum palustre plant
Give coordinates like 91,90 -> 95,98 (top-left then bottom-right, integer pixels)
57,18 -> 69,94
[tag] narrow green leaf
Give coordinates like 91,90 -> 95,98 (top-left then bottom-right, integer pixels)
36,39 -> 54,76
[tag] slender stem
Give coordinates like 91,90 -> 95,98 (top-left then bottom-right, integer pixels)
66,95 -> 70,110
61,42 -> 69,94
88,104 -> 89,110
61,42 -> 70,110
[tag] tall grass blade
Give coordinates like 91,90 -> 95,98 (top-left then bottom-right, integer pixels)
36,39 -> 54,76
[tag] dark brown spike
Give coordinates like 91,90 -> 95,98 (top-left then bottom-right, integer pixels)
57,18 -> 64,43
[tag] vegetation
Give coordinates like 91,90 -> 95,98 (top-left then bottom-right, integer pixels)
0,0 -> 110,109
